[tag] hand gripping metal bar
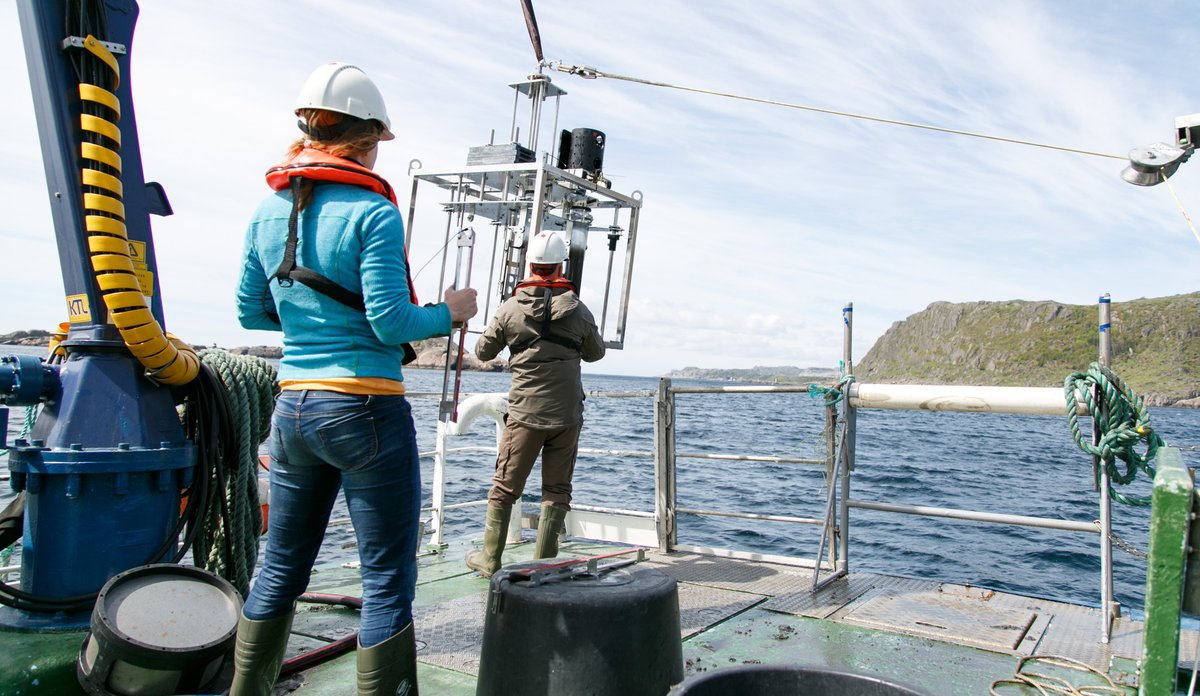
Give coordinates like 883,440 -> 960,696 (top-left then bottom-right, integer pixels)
439,227 -> 476,422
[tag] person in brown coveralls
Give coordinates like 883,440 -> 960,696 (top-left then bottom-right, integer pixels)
466,229 -> 606,576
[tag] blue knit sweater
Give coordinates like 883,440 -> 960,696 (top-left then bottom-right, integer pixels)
236,183 -> 451,382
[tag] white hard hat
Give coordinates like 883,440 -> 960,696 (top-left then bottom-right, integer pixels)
527,230 -> 568,265
295,62 -> 394,141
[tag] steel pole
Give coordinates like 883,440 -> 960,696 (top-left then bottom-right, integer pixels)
840,303 -> 854,572
1097,293 -> 1115,642
654,378 -> 677,552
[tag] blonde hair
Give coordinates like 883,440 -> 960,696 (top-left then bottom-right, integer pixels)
290,108 -> 383,209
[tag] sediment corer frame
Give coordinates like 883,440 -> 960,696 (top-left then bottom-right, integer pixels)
404,72 -> 641,351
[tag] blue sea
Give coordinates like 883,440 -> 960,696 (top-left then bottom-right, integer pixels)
3,347 -> 1198,613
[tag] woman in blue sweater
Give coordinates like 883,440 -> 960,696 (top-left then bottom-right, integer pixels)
232,62 -> 476,696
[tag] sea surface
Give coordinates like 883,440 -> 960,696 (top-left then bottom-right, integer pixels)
2,344 -> 1198,612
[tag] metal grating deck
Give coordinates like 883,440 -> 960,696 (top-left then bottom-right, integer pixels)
840,590 -> 1039,651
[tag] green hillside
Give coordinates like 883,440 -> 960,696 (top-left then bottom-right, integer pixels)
856,293 -> 1200,406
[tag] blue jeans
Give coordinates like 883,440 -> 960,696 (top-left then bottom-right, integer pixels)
242,390 -> 422,647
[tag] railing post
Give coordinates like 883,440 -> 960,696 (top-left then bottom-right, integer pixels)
1138,447 -> 1190,696
1097,293 -> 1116,642
840,302 -> 855,572
825,403 -> 838,569
430,421 -> 448,549
654,377 -> 677,552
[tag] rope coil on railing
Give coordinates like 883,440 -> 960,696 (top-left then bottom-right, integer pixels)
807,361 -> 855,405
1064,363 -> 1163,506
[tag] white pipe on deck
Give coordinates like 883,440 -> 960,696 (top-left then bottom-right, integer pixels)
443,393 -> 508,435
849,383 -> 1089,416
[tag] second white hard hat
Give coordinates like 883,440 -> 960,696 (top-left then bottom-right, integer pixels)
295,62 -> 395,141
527,230 -> 568,265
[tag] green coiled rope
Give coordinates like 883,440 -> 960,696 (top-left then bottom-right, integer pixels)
1064,363 -> 1163,506
188,349 -> 277,596
808,360 -> 854,405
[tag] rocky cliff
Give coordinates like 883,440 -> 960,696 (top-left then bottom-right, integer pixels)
856,293 -> 1200,406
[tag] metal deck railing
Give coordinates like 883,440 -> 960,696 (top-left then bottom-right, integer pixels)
417,295 -> 1150,645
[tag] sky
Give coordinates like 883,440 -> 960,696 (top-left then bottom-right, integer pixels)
2,1 -> 1198,377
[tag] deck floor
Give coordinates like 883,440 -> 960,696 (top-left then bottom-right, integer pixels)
276,536 -> 1197,695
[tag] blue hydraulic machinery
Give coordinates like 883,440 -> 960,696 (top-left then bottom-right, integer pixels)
1,0 -> 195,630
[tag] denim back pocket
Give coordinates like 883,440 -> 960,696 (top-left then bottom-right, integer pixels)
315,410 -> 380,471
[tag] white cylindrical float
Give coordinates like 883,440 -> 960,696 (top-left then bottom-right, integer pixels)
849,383 -> 1088,416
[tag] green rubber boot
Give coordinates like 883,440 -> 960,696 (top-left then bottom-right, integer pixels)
228,611 -> 294,696
465,504 -> 511,578
534,503 -> 568,559
357,621 -> 419,696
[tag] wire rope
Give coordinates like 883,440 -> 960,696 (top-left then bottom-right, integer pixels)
548,62 -> 1128,161
1162,173 -> 1200,248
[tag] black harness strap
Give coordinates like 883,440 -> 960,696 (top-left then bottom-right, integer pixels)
511,287 -> 581,355
266,178 -> 415,363
272,179 -> 366,311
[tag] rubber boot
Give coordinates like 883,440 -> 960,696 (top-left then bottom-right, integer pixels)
534,503 -> 568,559
356,621 -> 419,696
465,504 -> 511,578
228,611 -> 294,696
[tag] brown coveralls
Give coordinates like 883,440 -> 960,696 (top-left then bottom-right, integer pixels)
473,282 -> 606,509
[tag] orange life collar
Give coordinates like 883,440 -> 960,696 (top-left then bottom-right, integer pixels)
266,148 -> 397,205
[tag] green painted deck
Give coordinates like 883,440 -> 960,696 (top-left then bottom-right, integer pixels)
2,533 -> 1197,695
276,535 -> 1197,696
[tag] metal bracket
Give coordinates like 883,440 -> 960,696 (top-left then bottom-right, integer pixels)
61,36 -> 126,54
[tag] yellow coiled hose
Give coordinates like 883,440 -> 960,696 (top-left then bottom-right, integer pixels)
77,36 -> 198,384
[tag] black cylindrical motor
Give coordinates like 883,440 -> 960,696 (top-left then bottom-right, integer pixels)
670,665 -> 929,695
558,128 -> 606,175
476,559 -> 683,696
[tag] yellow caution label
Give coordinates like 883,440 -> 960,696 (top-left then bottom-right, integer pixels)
127,240 -> 147,270
66,294 -> 92,323
135,269 -> 155,296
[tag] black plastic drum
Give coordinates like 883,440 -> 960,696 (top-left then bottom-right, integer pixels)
476,559 -> 683,696
670,665 -> 929,695
565,128 -> 606,175
76,564 -> 241,696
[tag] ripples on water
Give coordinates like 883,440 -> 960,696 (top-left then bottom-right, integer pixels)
2,349 -> 1197,611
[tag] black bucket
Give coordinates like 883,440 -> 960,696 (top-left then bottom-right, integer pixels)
671,665 -> 929,695
476,559 -> 684,696
76,564 -> 241,696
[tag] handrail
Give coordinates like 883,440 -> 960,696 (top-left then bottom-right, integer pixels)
425,389 -> 660,547
850,383 -> 1090,416
418,342 -> 1121,648
676,451 -> 824,465
847,499 -> 1099,533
